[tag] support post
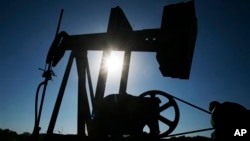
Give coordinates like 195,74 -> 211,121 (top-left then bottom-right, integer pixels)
75,50 -> 91,137
119,50 -> 131,94
94,50 -> 111,100
47,52 -> 74,135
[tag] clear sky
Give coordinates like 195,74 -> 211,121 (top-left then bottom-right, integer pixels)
1,0 -> 250,138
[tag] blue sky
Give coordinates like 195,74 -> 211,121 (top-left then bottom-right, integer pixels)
1,0 -> 250,138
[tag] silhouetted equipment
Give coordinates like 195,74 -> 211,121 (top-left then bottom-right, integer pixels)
157,0 -> 197,79
94,94 -> 161,137
209,101 -> 250,140
31,9 -> 64,141
139,90 -> 180,137
32,0 -> 204,141
46,31 -> 68,67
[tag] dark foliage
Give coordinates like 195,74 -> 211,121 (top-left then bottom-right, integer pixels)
0,128 -> 212,141
0,128 -> 31,141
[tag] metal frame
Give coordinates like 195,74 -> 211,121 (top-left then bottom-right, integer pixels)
32,1 -> 201,140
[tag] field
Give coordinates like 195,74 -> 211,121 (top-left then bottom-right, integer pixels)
0,128 -> 212,141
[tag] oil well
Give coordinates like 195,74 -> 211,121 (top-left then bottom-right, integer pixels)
31,0 -> 213,141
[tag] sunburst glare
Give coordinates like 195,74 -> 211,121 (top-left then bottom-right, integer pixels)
105,51 -> 124,74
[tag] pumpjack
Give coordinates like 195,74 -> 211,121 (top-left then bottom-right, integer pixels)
31,1 -> 212,141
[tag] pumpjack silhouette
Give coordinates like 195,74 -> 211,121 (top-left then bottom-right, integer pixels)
31,1 -> 214,141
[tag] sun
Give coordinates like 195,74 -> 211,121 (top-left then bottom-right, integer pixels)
105,51 -> 123,74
